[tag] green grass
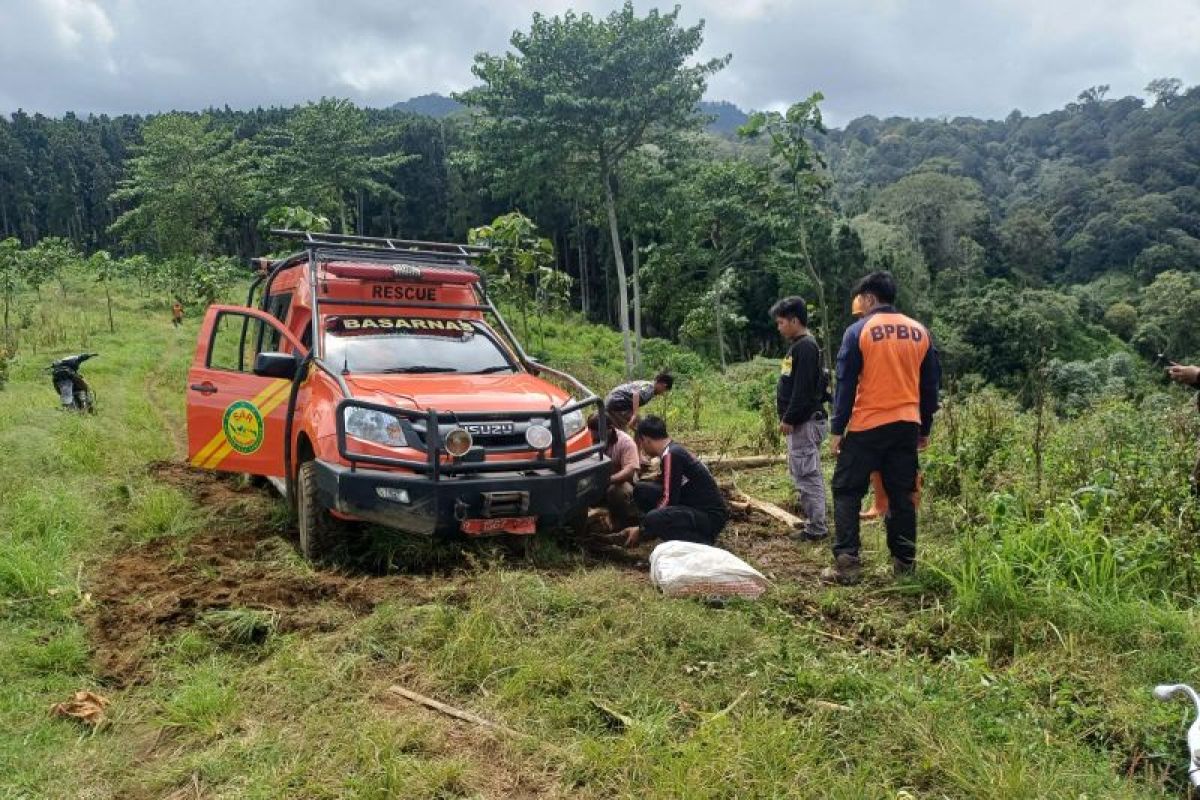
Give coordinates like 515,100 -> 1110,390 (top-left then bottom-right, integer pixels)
2,270 -> 1200,797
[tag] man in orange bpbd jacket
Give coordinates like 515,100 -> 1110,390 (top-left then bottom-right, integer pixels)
851,294 -> 923,522
823,271 -> 941,585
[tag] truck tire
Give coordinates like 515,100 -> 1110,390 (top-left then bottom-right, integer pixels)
296,460 -> 340,562
564,509 -> 589,539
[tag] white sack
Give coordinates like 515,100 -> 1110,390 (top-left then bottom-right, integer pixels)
649,541 -> 769,599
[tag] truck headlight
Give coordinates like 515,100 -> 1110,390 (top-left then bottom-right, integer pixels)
561,408 -> 585,438
344,407 -> 406,447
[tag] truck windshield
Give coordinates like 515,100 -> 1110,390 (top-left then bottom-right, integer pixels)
322,316 -> 516,375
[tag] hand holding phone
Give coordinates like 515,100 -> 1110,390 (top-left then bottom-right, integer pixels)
1166,362 -> 1200,385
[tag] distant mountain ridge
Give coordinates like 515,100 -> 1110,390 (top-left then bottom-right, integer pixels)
390,93 -> 750,134
390,94 -> 466,117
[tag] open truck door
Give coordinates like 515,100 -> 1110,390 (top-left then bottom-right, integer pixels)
187,305 -> 307,478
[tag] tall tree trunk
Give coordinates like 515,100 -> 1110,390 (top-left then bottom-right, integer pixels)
632,231 -> 643,370
714,287 -> 727,370
601,236 -> 613,326
577,213 -> 589,317
104,281 -> 114,333
796,218 -> 832,369
602,166 -> 635,378
439,121 -> 453,236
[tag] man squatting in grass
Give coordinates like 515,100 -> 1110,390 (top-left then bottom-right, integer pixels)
824,271 -> 941,585
771,296 -> 830,543
587,414 -> 641,529
604,372 -> 674,432
618,416 -> 728,548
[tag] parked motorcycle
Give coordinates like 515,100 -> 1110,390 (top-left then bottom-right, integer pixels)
48,352 -> 98,412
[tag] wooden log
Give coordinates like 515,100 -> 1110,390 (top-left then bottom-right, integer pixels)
388,686 -> 526,738
701,454 -> 786,471
730,489 -> 805,531
809,700 -> 852,713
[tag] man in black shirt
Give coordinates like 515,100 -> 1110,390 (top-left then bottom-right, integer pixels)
619,416 -> 728,547
771,296 -> 829,541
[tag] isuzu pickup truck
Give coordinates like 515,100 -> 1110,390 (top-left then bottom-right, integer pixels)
186,230 -> 610,560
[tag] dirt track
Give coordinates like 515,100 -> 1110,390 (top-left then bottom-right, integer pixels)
85,460 -> 851,687
86,463 -> 431,685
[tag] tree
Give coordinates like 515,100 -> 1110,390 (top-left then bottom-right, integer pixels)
1076,85 -> 1111,106
469,212 -> 557,344
850,216 -> 931,319
643,159 -> 783,367
739,93 -> 837,365
1132,270 -> 1200,362
1145,78 -> 1182,108
109,114 -> 252,258
871,170 -> 989,279
88,250 -> 118,332
258,98 -> 414,234
0,237 -> 20,342
461,3 -> 728,377
937,281 -> 1114,393
999,208 -> 1057,286
21,236 -> 81,298
1102,302 -> 1137,340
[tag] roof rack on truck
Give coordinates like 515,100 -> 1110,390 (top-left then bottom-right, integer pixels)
243,229 -> 590,399
185,228 -> 611,559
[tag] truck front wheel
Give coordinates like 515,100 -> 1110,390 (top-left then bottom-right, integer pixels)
296,460 -> 341,562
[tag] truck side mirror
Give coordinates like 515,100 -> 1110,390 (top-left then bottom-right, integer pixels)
253,351 -> 300,379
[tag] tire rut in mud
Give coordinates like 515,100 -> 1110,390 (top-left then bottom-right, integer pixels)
85,462 -> 427,686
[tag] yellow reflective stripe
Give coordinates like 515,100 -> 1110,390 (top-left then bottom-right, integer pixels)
190,379 -> 289,468
257,382 -> 293,417
199,380 -> 294,469
191,430 -> 227,467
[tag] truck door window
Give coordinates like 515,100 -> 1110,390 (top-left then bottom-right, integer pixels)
265,292 -> 292,323
255,293 -> 290,355
208,312 -> 276,372
322,317 -> 516,375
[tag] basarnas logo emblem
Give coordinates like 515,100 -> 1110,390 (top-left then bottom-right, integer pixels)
222,399 -> 265,455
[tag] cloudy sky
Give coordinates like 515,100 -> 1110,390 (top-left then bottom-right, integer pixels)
2,0 -> 1199,126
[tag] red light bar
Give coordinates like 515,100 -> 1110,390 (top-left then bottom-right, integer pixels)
323,261 -> 479,285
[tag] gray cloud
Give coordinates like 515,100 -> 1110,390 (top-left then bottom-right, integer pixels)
1,0 -> 1197,124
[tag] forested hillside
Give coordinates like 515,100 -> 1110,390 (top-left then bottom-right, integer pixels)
8,7 -> 1200,796
1,14 -> 1197,395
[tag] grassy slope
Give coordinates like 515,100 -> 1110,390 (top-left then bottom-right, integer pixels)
1,277 -> 1198,798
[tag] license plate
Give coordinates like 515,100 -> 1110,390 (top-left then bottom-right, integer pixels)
460,516 -> 537,536
462,422 -> 515,436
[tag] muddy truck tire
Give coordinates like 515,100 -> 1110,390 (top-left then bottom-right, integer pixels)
297,460 -> 345,562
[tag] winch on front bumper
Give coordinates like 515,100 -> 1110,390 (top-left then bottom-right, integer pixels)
312,457 -> 610,535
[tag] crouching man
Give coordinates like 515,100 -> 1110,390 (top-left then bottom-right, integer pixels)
588,414 -> 641,529
618,416 -> 728,548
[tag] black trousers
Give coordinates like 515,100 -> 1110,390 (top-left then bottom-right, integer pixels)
832,421 -> 920,564
632,481 -> 725,545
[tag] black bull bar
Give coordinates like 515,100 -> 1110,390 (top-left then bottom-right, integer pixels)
333,395 -> 607,477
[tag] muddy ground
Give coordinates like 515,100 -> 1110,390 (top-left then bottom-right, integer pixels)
85,461 -> 890,688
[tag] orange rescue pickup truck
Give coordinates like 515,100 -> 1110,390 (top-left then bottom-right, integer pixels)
186,230 -> 610,560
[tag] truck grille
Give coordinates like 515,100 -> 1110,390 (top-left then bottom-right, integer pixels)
410,420 -> 539,451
